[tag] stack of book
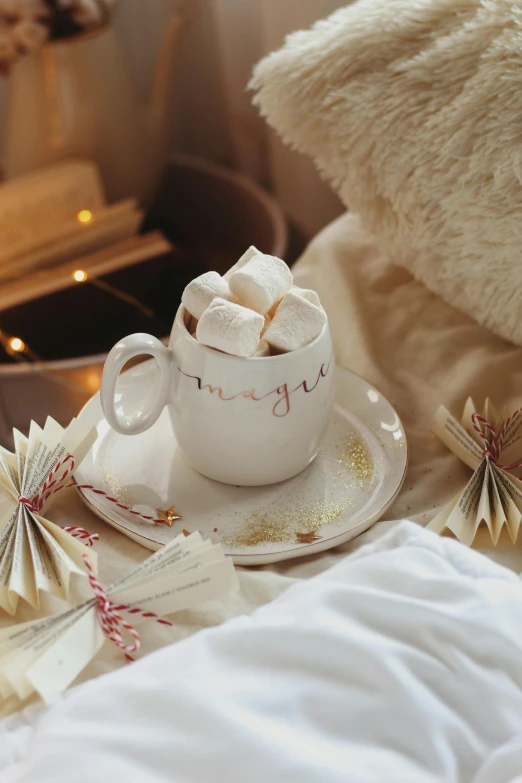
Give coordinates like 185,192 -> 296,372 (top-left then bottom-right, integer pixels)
0,160 -> 145,281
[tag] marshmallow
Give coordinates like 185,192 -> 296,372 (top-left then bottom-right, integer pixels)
263,291 -> 327,353
262,314 -> 271,335
267,301 -> 280,319
196,297 -> 265,357
291,285 -> 321,308
228,254 -> 293,315
224,245 -> 260,281
182,271 -> 236,320
252,340 -> 270,357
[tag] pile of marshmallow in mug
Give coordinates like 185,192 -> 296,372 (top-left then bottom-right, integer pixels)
182,246 -> 326,358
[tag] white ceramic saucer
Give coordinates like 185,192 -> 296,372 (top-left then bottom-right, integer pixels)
75,360 -> 407,565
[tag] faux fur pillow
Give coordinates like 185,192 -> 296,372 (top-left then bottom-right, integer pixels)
251,0 -> 522,345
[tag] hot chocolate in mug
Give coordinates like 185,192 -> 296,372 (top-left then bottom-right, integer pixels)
100,306 -> 336,486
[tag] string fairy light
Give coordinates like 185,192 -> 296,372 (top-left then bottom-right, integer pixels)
71,270 -> 155,319
0,330 -> 29,361
77,210 -> 93,224
7,336 -> 25,353
72,269 -> 87,283
0,254 -> 158,419
0,329 -> 94,399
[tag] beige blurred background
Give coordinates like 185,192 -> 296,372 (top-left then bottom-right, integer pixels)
0,0 -> 346,239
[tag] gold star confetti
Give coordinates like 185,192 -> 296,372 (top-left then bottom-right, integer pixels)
222,433 -> 375,548
156,506 -> 182,527
296,531 -> 322,544
182,529 -> 191,537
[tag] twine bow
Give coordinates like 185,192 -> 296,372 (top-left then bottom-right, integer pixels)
83,555 -> 172,661
17,455 -> 99,546
18,454 -> 75,513
471,410 -> 522,471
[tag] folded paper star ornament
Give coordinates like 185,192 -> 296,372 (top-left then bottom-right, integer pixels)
0,531 -> 238,706
429,398 -> 522,546
0,417 -> 98,615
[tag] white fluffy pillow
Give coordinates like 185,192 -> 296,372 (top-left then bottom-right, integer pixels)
251,0 -> 522,345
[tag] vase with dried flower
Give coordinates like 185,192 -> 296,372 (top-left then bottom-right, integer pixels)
1,0 -> 182,204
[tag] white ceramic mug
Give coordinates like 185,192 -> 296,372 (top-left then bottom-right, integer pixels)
100,306 -> 336,486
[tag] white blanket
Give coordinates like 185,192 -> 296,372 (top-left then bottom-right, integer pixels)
3,522 -> 522,783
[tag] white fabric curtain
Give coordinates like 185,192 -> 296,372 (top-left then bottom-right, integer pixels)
115,0 -> 346,238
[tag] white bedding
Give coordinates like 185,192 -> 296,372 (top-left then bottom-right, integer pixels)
3,522 -> 522,783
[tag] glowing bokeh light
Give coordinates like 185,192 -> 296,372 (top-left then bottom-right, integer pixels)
8,337 -> 25,352
77,209 -> 93,224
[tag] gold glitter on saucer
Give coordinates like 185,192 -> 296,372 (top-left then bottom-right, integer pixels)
338,436 -> 374,482
221,433 -> 375,549
99,460 -> 131,506
223,501 -> 346,548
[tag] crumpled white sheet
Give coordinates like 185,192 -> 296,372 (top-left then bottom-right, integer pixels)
3,521 -> 522,783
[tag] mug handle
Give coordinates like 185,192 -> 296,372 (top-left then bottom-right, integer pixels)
100,333 -> 172,435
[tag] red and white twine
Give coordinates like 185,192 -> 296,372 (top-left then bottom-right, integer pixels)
17,453 -> 170,551
62,526 -> 99,547
17,455 -> 98,545
83,554 -> 172,661
71,480 -> 169,525
18,457 -> 174,659
471,409 -> 522,472
18,454 -> 75,514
